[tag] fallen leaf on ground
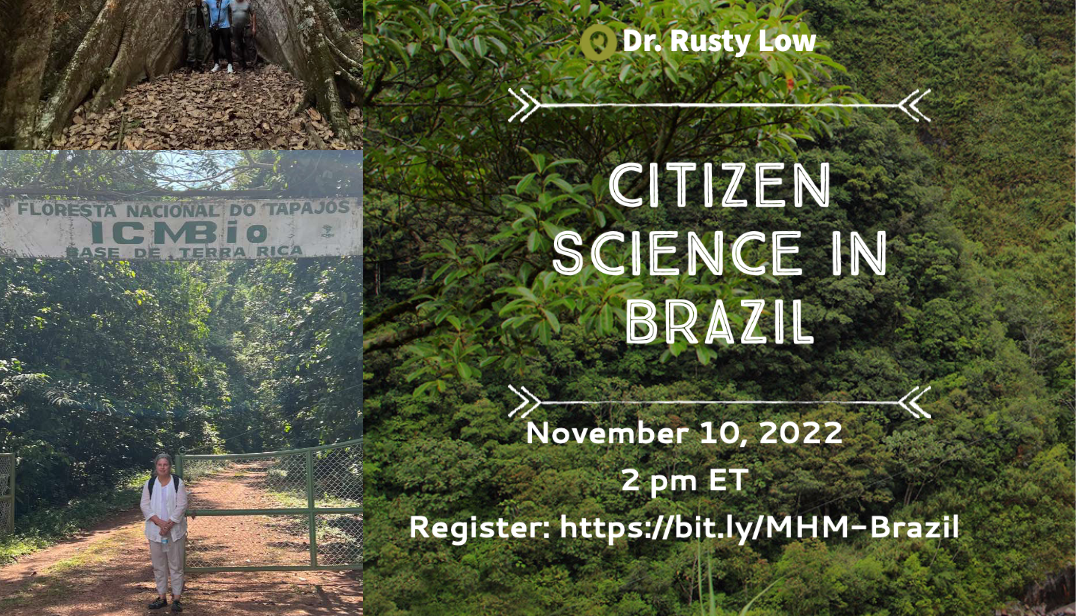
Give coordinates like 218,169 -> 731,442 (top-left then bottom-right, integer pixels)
55,65 -> 353,149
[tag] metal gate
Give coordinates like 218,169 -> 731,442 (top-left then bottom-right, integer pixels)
0,453 -> 13,536
176,439 -> 362,573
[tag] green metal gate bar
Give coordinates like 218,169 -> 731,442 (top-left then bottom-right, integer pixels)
177,439 -> 362,573
0,453 -> 13,537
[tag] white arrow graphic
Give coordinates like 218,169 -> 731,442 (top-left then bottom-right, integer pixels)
897,385 -> 932,419
508,384 -> 542,418
508,88 -> 542,123
509,385 -> 932,420
508,87 -> 932,123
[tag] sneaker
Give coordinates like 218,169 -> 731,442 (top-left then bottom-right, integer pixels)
171,599 -> 183,613
210,63 -> 220,73
226,64 -> 234,74
148,597 -> 167,610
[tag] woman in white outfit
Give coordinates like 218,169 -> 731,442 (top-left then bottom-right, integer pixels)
139,453 -> 189,613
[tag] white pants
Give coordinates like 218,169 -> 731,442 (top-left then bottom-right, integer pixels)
148,536 -> 186,597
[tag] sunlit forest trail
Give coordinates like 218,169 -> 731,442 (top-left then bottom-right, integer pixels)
0,473 -> 362,615
0,151 -> 363,581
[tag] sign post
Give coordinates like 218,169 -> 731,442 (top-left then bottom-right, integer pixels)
0,198 -> 362,260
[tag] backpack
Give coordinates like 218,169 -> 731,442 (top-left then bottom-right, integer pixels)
147,474 -> 180,497
212,0 -> 224,29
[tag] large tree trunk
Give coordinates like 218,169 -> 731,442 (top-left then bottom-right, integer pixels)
0,0 -> 57,148
0,0 -> 360,148
255,0 -> 361,142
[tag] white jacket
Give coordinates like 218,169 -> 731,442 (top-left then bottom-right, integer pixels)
139,475 -> 188,543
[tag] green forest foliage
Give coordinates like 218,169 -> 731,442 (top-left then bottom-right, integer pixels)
364,0 -> 856,368
0,151 -> 362,521
364,0 -> 1073,614
331,0 -> 361,23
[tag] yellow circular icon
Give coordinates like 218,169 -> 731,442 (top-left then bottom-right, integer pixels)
580,24 -> 617,62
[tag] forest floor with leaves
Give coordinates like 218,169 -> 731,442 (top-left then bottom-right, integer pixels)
52,65 -> 360,150
0,465 -> 363,615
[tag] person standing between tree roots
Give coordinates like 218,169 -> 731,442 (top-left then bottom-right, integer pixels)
140,453 -> 189,612
205,0 -> 234,74
230,0 -> 257,70
185,0 -> 208,71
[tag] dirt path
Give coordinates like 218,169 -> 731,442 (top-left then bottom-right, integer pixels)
50,65 -> 359,150
0,465 -> 362,615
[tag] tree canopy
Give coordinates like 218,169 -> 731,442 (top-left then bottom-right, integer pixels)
363,0 -> 1074,614
0,151 -> 362,518
363,0 -> 858,378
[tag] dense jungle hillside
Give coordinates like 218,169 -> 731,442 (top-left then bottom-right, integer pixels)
362,0 -> 1073,614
